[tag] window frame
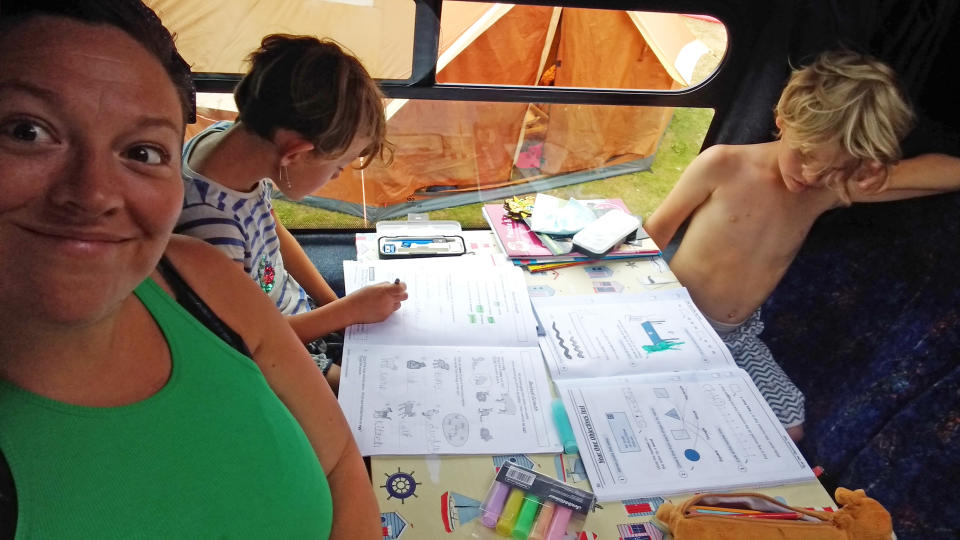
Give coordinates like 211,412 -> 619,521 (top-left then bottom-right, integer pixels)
191,0 -> 773,149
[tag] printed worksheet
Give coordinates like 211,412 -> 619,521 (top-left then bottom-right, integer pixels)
339,259 -> 559,455
555,368 -> 813,500
343,260 -> 539,347
340,345 -> 559,455
533,289 -> 734,379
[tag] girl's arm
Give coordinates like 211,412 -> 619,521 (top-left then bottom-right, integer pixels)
165,236 -> 381,538
288,281 -> 407,342
274,213 -> 339,306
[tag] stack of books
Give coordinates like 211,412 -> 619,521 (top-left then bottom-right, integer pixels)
482,198 -> 661,272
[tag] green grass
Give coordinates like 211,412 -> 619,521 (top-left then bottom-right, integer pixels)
274,106 -> 714,229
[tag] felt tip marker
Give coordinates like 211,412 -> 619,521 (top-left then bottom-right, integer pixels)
394,278 -> 400,285
480,481 -> 511,528
551,399 -> 579,454
731,512 -> 804,520
495,488 -> 526,536
528,501 -> 556,540
511,494 -> 541,539
689,505 -> 761,514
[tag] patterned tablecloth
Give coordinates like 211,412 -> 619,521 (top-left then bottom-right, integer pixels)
355,231 -> 835,540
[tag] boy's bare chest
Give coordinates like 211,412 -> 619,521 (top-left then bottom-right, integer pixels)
706,183 -> 828,261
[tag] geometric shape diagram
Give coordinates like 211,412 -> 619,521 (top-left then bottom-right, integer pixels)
380,467 -> 422,504
621,496 -> 666,517
618,522 -> 665,540
664,408 -> 681,421
683,449 -> 701,462
440,491 -> 483,533
653,387 -> 669,398
671,429 -> 691,440
492,454 -> 535,471
380,511 -> 409,540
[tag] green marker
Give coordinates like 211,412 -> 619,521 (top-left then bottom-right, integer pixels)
511,494 -> 541,539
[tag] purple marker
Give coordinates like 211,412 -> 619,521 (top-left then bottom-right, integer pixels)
545,505 -> 573,540
480,481 -> 511,527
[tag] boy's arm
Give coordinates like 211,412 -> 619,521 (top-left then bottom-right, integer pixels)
645,146 -> 721,250
274,213 -> 340,306
850,153 -> 960,203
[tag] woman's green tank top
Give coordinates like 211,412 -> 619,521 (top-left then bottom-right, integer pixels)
0,278 -> 332,538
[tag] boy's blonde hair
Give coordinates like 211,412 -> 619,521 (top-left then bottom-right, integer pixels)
775,50 -> 915,199
234,34 -> 390,167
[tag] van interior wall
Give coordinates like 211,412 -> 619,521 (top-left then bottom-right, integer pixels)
707,1 -> 960,538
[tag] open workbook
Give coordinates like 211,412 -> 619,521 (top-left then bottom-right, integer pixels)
533,289 -> 814,501
337,259 -> 560,456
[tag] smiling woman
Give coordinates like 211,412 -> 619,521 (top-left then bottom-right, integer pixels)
0,18 -> 185,326
0,2 -> 380,538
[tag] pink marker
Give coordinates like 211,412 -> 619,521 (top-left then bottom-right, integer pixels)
480,481 -> 511,527
545,505 -> 573,540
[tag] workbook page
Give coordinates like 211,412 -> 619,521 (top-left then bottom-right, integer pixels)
339,344 -> 560,456
554,368 -> 813,501
343,260 -> 539,348
533,289 -> 734,379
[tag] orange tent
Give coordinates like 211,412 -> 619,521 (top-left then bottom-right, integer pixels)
151,1 -> 707,220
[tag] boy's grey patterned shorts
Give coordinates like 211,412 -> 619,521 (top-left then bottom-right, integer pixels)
720,310 -> 806,428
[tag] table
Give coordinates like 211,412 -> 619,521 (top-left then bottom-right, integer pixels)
355,231 -> 836,540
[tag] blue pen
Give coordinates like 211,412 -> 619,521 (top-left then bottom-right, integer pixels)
551,399 -> 579,454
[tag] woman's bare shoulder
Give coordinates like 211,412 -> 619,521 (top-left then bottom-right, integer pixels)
161,235 -> 280,350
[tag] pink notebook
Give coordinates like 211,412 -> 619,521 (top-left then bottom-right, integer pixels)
482,199 -> 659,260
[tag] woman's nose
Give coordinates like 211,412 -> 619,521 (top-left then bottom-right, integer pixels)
47,147 -> 123,217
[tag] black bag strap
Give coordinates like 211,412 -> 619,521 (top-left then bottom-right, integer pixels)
155,257 -> 252,358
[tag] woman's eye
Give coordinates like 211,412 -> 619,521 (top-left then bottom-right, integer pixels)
124,145 -> 167,165
4,120 -> 54,143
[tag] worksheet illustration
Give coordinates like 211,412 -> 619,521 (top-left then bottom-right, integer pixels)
339,344 -> 560,455
555,369 -> 812,500
534,288 -> 734,379
343,260 -> 539,347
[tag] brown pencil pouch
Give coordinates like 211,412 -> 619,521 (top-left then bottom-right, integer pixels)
654,488 -> 892,540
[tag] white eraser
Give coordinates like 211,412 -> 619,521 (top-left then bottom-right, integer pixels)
572,209 -> 641,257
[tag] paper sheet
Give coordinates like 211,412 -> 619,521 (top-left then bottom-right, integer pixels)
343,260 -> 540,347
340,344 -> 559,455
533,289 -> 734,379
339,259 -> 560,455
555,369 -> 813,500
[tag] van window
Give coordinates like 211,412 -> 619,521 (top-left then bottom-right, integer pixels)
155,0 -> 727,229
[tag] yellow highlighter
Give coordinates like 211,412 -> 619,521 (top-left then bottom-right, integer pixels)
495,488 -> 526,536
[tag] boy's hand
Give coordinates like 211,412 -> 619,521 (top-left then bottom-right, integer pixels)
343,281 -> 408,324
850,160 -> 888,193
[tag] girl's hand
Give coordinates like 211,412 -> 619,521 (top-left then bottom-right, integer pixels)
343,281 -> 408,324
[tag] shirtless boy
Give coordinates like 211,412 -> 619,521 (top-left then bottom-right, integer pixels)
645,50 -> 960,441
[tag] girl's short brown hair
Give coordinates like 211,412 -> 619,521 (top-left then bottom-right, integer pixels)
234,34 -> 389,166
